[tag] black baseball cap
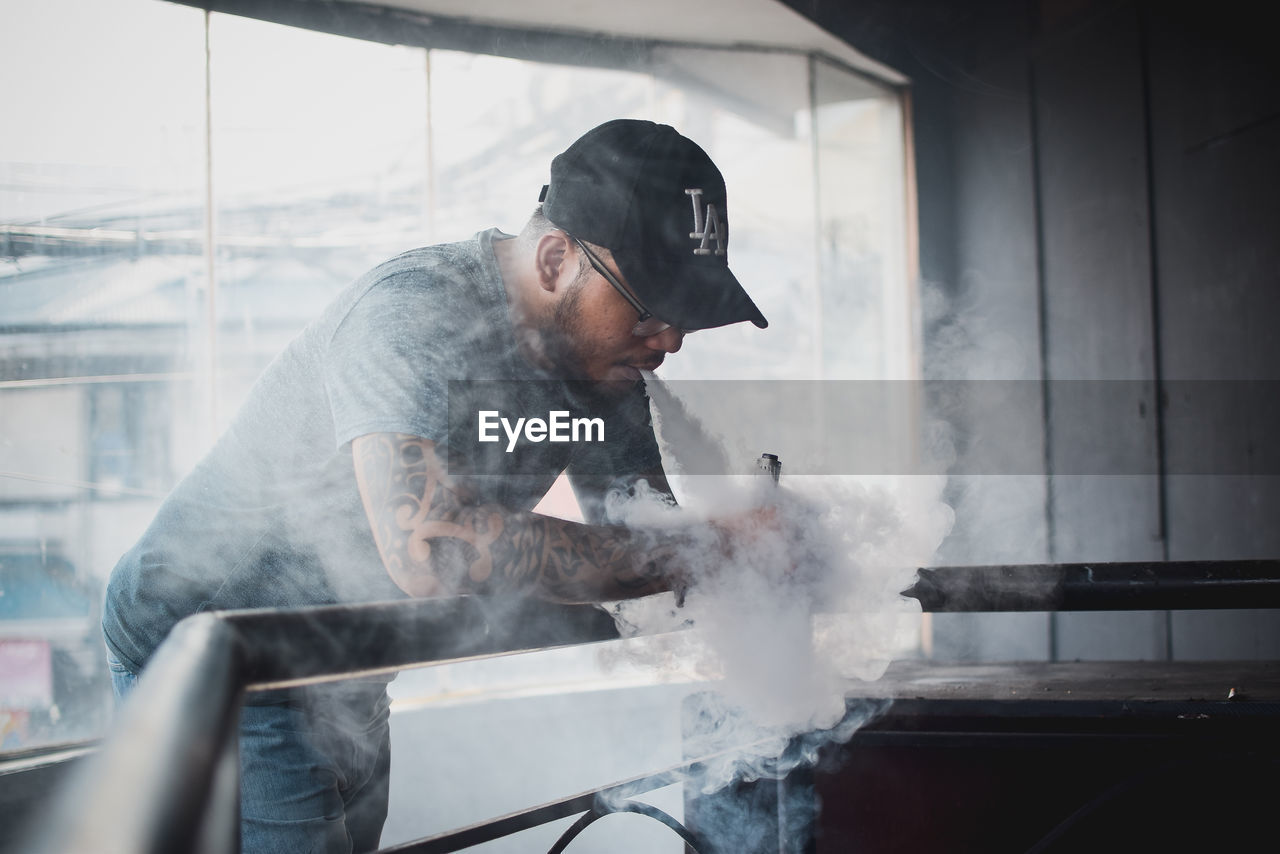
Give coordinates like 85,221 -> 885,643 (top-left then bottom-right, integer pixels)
540,119 -> 768,331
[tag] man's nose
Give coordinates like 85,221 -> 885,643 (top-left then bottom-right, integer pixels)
644,326 -> 684,353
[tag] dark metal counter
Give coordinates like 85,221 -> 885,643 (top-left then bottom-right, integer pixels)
687,659 -> 1280,853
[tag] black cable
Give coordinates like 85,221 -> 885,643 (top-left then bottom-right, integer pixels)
1022,763 -> 1168,854
546,798 -> 708,854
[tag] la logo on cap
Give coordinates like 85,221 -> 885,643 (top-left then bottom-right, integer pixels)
684,188 -> 726,257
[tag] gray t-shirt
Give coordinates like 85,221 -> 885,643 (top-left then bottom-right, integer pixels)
102,229 -> 661,673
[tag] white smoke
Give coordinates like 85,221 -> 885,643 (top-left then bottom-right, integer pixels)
603,374 -> 953,794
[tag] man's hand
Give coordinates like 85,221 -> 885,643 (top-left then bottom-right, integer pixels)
697,494 -> 830,595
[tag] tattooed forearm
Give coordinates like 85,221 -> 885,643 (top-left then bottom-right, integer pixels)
490,518 -> 676,602
353,433 -> 680,602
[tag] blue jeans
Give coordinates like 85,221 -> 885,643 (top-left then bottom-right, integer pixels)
108,651 -> 391,854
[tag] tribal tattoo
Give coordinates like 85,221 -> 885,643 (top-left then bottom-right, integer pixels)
352,433 -> 679,602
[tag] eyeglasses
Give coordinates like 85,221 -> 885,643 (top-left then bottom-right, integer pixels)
568,234 -> 676,338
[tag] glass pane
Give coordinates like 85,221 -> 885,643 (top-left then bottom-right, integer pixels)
426,50 -> 659,240
207,14 -> 430,423
813,59 -> 912,380
0,0 -> 206,753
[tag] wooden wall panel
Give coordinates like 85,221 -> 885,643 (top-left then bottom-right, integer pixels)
1033,2 -> 1166,658
1147,2 -> 1280,657
926,10 -> 1052,662
783,0 -> 1279,661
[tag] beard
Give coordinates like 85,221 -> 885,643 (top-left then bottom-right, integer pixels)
537,276 -> 641,405
542,276 -> 589,379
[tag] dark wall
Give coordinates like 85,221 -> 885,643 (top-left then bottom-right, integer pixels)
784,0 -> 1280,659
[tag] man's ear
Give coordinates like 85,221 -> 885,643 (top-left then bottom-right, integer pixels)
534,231 -> 571,293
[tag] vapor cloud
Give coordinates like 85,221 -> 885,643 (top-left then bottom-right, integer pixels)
605,374 -> 953,795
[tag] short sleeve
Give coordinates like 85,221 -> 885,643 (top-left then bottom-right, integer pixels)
324,270 -> 453,447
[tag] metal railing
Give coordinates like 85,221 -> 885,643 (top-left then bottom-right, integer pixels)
901,559 -> 1280,611
23,560 -> 1280,854
26,596 -> 623,854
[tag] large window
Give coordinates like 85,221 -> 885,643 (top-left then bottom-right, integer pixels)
0,0 -> 912,784
2,0 -> 207,752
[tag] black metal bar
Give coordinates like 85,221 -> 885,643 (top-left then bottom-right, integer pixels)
226,596 -> 620,689
386,769 -> 691,853
382,752 -> 731,853
27,613 -> 245,854
25,598 -> 620,854
383,789 -> 605,854
546,801 -> 707,854
902,560 -> 1280,612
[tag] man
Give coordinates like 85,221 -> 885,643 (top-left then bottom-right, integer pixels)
101,119 -> 769,852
